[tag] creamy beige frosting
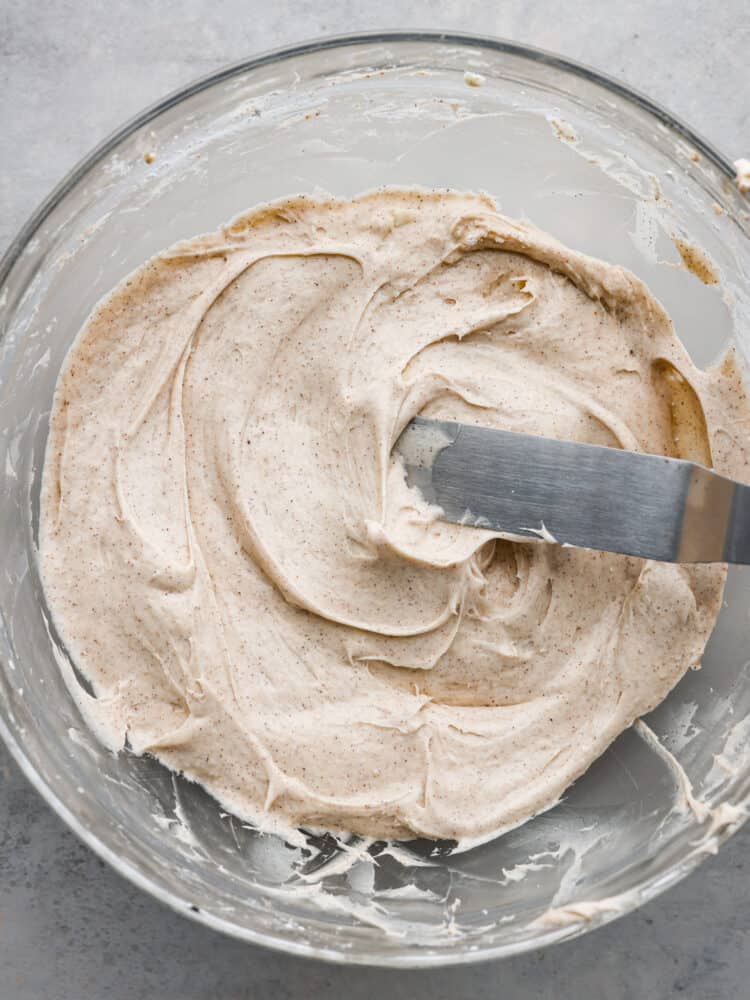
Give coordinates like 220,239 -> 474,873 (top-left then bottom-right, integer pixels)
40,190 -> 750,847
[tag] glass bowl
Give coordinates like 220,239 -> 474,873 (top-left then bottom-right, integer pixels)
1,32 -> 750,968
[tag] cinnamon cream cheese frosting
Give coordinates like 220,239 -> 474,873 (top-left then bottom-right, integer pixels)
40,190 -> 750,847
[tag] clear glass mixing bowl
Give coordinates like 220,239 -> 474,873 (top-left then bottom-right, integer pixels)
2,32 -> 750,967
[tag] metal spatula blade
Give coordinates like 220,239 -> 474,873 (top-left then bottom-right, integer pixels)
395,417 -> 750,564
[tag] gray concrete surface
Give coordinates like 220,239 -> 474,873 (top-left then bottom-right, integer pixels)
1,2 -> 749,997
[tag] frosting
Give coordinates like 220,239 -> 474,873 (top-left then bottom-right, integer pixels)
40,190 -> 750,847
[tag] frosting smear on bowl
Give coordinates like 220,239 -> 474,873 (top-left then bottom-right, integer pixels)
40,190 -> 750,847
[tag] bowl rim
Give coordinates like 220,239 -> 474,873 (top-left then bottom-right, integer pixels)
0,28 -> 747,968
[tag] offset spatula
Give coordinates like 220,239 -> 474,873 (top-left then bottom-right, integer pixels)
395,417 -> 750,564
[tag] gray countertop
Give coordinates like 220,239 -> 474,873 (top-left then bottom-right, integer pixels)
2,2 -> 750,997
